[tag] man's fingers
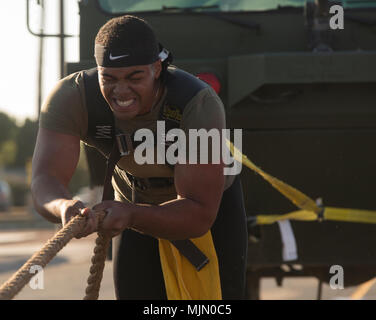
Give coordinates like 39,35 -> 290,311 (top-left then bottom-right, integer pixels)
74,209 -> 98,238
92,203 -> 104,211
80,207 -> 91,216
75,222 -> 91,238
73,205 -> 116,239
92,200 -> 112,212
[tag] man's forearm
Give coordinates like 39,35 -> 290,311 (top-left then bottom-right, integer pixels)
130,198 -> 217,240
31,174 -> 73,223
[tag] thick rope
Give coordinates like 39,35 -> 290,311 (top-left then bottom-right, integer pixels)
83,212 -> 110,300
0,211 -> 110,300
0,213 -> 87,300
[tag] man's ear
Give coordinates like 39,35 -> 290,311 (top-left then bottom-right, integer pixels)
152,60 -> 162,79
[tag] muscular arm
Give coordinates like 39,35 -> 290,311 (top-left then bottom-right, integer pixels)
133,163 -> 225,239
31,128 -> 80,223
96,162 -> 225,240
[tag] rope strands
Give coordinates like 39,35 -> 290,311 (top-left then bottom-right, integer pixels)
0,211 -> 108,300
84,212 -> 111,300
0,213 -> 86,300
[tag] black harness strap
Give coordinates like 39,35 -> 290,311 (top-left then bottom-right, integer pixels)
84,67 -> 115,158
102,141 -> 121,201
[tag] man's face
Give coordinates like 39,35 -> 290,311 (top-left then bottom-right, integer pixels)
98,61 -> 162,120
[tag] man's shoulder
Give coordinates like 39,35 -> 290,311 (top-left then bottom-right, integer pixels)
183,86 -> 224,117
58,68 -> 97,89
179,81 -> 225,131
39,70 -> 90,139
63,70 -> 85,84
166,66 -> 208,91
164,66 -> 210,113
45,71 -> 86,102
45,68 -> 100,111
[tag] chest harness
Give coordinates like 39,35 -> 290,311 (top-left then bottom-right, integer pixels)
82,67 -> 210,271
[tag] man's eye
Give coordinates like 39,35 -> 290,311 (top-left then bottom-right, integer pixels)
101,76 -> 114,83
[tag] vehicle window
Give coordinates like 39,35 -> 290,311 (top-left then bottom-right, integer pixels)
98,0 -> 376,13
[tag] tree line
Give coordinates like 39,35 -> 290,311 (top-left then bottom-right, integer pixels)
0,112 -> 38,169
0,111 -> 90,205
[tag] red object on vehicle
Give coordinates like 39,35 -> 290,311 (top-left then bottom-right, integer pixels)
196,72 -> 221,94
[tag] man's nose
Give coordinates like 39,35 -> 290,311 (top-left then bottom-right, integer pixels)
113,82 -> 131,95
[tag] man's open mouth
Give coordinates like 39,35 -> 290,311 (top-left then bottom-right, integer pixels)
112,98 -> 136,111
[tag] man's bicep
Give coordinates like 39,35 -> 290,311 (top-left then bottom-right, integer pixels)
32,128 -> 81,187
174,163 -> 225,215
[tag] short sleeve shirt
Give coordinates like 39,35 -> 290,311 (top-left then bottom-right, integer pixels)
40,69 -> 235,205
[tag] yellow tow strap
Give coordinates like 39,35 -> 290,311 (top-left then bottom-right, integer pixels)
255,208 -> 376,225
226,140 -> 376,225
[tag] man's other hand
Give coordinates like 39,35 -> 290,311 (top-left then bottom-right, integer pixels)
92,200 -> 134,238
60,199 -> 98,239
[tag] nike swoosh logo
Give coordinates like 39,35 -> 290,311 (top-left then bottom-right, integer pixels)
109,53 -> 130,60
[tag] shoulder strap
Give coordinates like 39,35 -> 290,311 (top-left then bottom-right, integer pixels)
83,68 -> 115,158
160,67 -> 209,131
101,141 -> 121,201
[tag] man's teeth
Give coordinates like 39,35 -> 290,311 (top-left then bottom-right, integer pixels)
116,99 -> 134,107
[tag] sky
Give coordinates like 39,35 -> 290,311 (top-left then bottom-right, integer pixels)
0,0 -> 79,124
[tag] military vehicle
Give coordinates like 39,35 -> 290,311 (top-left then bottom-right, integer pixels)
29,0 -> 376,299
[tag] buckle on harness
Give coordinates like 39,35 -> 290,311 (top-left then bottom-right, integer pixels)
116,133 -> 133,156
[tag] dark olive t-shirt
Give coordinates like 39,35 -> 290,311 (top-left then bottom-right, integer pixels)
40,68 -> 235,204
